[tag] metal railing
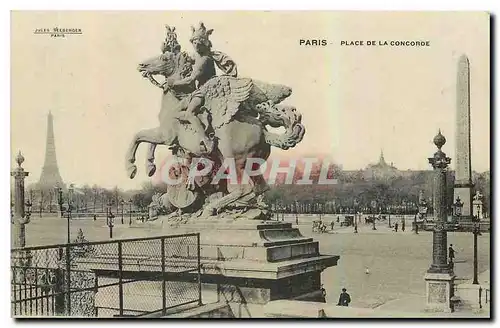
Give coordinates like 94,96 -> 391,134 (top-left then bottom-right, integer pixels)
11,233 -> 201,318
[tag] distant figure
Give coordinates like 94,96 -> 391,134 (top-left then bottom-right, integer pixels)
394,222 -> 399,232
365,267 -> 370,275
415,223 -> 419,234
331,221 -> 335,230
93,214 -> 97,221
449,244 -> 456,266
401,220 -> 405,232
337,216 -> 340,223
295,215 -> 299,225
320,284 -> 327,298
337,288 -> 351,307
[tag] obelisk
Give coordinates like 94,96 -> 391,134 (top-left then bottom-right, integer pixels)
453,54 -> 473,218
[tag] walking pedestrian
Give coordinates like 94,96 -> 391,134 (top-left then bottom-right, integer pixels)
401,220 -> 405,232
448,244 -> 456,267
394,222 -> 398,232
337,288 -> 351,307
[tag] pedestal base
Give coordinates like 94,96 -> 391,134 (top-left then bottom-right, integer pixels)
453,184 -> 473,217
166,218 -> 339,316
424,272 -> 455,313
454,283 -> 484,312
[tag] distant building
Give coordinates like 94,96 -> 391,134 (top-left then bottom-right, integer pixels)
362,150 -> 402,181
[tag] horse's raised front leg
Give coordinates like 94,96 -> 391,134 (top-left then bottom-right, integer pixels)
146,144 -> 157,177
125,127 -> 165,179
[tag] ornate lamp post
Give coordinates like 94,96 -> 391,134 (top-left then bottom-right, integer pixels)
475,203 -> 481,220
472,218 -> 481,285
39,191 -> 43,218
11,152 -> 33,280
370,200 -> 377,230
353,198 -> 359,233
55,184 -> 74,244
120,199 -> 124,224
107,201 -> 115,238
388,204 -> 392,228
423,130 -> 455,312
55,186 -> 64,218
66,184 -> 74,244
128,199 -> 133,225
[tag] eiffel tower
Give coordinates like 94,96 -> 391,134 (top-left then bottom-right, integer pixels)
38,111 -> 65,191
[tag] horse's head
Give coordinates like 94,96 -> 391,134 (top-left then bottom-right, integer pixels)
137,51 -> 194,80
175,112 -> 216,157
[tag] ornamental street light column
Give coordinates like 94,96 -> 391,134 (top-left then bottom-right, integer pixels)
120,199 -> 124,224
12,152 -> 31,249
424,130 -> 455,313
128,199 -> 133,225
11,152 -> 33,281
472,221 -> 480,285
67,184 -> 74,244
107,201 -> 115,239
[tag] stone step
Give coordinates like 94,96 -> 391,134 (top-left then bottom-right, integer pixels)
164,302 -> 233,318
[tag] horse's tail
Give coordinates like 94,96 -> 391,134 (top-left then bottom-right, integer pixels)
255,100 -> 305,150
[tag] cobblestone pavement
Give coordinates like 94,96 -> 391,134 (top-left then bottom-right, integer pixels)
18,215 -> 490,312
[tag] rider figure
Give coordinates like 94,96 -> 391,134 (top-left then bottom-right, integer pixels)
163,22 -> 238,118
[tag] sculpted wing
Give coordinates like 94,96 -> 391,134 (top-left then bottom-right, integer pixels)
201,77 -> 253,129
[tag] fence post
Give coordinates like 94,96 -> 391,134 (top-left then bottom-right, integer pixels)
197,233 -> 202,306
65,244 -> 71,316
161,238 -> 166,316
118,241 -> 123,316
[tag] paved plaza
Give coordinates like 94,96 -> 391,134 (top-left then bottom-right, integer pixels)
17,214 -> 490,313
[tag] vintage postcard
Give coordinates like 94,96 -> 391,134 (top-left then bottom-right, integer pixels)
10,11 -> 490,318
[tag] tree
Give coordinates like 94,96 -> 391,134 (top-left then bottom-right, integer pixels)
132,193 -> 147,212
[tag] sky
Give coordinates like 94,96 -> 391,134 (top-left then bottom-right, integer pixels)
10,11 -> 490,189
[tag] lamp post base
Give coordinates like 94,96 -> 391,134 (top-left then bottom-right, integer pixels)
424,272 -> 456,313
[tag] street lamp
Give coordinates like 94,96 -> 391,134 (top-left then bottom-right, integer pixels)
39,191 -> 43,218
107,201 -> 115,238
388,204 -> 392,228
120,199 -> 124,224
55,185 -> 73,244
128,199 -> 133,225
67,184 -> 74,244
472,219 -> 481,285
55,186 -> 64,218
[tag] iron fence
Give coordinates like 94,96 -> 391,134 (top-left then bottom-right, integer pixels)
11,233 -> 201,318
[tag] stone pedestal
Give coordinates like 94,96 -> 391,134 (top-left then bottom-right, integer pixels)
454,283 -> 483,313
166,219 -> 339,317
424,272 -> 455,313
